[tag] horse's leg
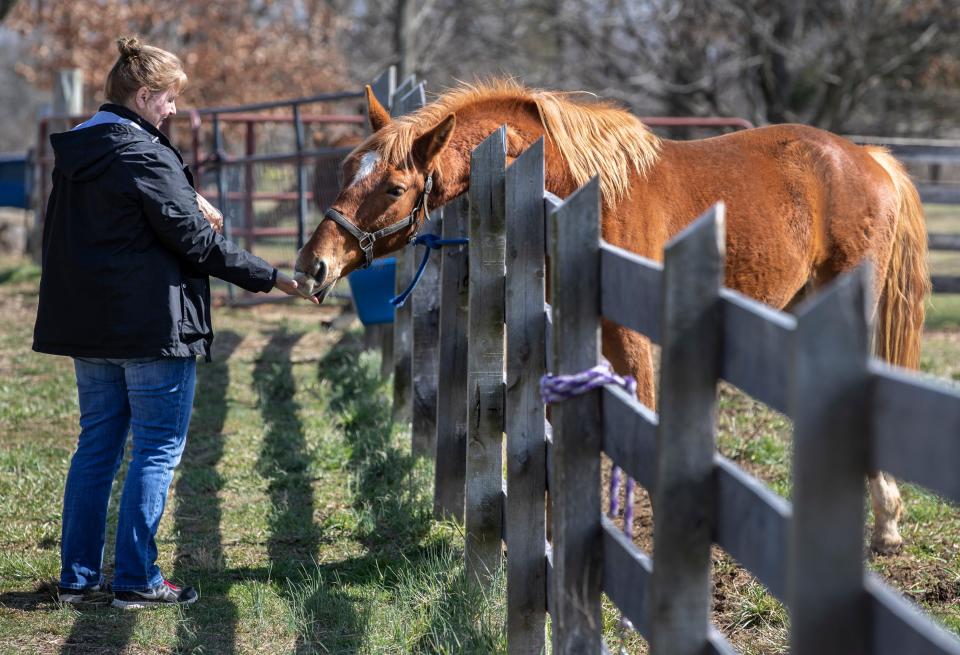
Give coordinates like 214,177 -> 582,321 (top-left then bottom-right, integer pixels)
601,319 -> 656,408
868,258 -> 907,555
869,471 -> 904,554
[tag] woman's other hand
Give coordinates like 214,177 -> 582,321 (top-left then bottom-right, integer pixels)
275,270 -> 319,304
196,193 -> 224,233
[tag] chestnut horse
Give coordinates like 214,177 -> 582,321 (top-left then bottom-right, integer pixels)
294,80 -> 929,554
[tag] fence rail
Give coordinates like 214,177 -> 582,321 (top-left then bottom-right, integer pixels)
369,75 -> 960,652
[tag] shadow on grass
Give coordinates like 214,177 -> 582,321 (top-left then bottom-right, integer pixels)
254,327 -> 322,576
172,330 -> 242,654
318,333 -> 432,551
0,584 -> 139,654
279,332 -> 495,653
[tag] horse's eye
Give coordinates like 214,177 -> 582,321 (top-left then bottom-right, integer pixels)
387,186 -> 406,198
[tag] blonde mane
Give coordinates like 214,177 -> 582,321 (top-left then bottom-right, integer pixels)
364,79 -> 661,204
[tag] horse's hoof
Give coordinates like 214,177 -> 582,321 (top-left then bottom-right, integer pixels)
871,532 -> 903,555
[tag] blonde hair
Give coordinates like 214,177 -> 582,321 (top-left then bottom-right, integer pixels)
104,36 -> 187,104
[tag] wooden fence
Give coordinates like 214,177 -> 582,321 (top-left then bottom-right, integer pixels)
372,81 -> 960,653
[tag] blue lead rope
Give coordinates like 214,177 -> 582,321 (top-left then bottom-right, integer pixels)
389,233 -> 469,307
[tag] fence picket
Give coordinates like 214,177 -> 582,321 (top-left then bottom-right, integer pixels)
465,128 -> 507,583
549,178 -> 603,653
411,211 -> 443,458
504,139 -> 547,654
433,195 -> 470,521
369,66 -> 396,110
789,266 -> 872,655
389,82 -> 425,424
649,203 -> 725,655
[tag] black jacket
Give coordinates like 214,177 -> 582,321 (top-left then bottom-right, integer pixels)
33,104 -> 276,360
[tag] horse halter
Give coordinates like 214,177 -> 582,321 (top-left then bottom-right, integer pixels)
322,174 -> 434,269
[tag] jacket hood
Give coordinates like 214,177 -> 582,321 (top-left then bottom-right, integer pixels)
49,104 -> 168,183
50,123 -> 150,182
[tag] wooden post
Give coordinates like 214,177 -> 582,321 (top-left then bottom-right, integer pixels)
465,128 -> 507,584
380,324 -> 394,379
504,139 -> 547,654
789,267 -> 871,655
648,204 -> 725,655
212,113 -> 234,302
293,103 -> 308,251
411,209 -> 443,458
433,195 -> 470,521
53,68 -> 83,119
243,122 -> 256,253
369,67 -> 397,111
390,82 -> 425,424
367,68 -> 397,371
549,178 -> 603,653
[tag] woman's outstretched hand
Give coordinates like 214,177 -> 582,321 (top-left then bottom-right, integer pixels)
275,270 -> 320,304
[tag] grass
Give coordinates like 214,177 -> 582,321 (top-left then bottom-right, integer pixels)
0,257 -> 506,654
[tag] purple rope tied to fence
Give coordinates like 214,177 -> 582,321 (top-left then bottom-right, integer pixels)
539,362 -> 637,405
540,361 -> 639,641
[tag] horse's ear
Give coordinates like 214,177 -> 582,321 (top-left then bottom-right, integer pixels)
365,85 -> 391,132
412,114 -> 456,171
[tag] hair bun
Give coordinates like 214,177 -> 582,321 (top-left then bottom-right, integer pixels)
117,36 -> 142,59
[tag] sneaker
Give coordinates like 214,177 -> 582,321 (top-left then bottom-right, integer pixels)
111,580 -> 199,610
57,582 -> 112,605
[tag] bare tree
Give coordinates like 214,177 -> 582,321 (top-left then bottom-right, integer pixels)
6,0 -> 350,109
0,0 -> 19,22
336,0 -> 957,135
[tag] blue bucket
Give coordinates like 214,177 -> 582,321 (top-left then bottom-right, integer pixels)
0,154 -> 28,209
347,257 -> 396,325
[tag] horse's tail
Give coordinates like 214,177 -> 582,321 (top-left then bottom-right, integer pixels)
865,146 -> 930,370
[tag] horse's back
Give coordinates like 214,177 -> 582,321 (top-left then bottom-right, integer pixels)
617,124 -> 899,308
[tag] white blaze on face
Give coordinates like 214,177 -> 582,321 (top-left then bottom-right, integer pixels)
351,151 -> 380,187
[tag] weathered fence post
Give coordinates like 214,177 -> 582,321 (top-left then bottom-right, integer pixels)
465,128 -> 507,583
369,67 -> 397,374
411,209 -> 443,458
53,68 -> 83,127
390,81 -> 425,423
433,195 -> 470,521
549,178 -> 603,653
369,66 -> 397,111
504,138 -> 547,654
789,266 -> 871,655
649,203 -> 725,655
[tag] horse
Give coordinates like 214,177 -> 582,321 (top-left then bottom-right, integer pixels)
293,80 -> 930,554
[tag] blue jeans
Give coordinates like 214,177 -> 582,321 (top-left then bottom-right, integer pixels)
60,356 -> 196,591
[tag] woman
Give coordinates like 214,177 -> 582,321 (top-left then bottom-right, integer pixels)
32,36 -> 314,609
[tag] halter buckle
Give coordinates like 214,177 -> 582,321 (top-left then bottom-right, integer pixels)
357,234 -> 375,268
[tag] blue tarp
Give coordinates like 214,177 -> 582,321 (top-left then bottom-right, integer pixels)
0,154 -> 28,209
